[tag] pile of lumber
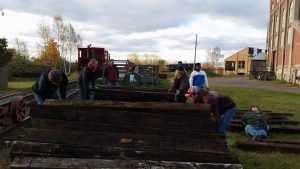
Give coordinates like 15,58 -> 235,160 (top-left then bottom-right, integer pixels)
10,100 -> 242,169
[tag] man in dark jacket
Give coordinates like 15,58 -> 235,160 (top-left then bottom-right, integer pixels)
242,106 -> 269,141
185,86 -> 236,134
78,59 -> 98,100
169,65 -> 190,103
32,69 -> 68,104
104,59 -> 119,86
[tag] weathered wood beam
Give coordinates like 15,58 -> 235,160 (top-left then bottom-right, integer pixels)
11,156 -> 242,169
94,88 -> 175,102
236,140 -> 300,154
30,107 -> 215,132
229,124 -> 300,134
41,100 -> 211,117
236,111 -> 293,117
233,115 -> 288,120
36,119 -> 224,139
24,129 -> 227,153
231,119 -> 299,125
11,141 -> 234,163
96,85 -> 169,92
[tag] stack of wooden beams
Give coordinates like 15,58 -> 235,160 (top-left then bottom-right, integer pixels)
10,100 -> 242,169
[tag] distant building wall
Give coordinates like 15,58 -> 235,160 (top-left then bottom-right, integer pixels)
224,48 -> 266,75
267,0 -> 300,84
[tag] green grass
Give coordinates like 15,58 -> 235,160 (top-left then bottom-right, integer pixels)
210,85 -> 300,169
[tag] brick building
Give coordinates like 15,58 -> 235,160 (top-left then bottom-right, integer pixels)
267,0 -> 300,84
224,47 -> 266,75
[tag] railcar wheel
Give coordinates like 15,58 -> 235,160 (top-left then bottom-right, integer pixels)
10,95 -> 26,123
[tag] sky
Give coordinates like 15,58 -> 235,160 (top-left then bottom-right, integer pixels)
0,0 -> 269,64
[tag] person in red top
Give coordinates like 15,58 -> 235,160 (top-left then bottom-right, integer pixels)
104,59 -> 119,86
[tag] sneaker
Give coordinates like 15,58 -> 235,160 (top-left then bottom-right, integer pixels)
253,135 -> 262,141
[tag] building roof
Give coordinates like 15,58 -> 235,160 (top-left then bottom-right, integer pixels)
251,52 -> 266,61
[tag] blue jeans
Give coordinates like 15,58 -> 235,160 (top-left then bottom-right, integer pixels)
78,84 -> 91,100
34,91 -> 61,104
218,107 -> 236,134
245,125 -> 267,139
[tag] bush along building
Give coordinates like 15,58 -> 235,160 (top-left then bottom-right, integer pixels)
267,0 -> 300,84
224,47 -> 267,76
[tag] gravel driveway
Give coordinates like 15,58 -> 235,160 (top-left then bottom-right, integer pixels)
209,76 -> 300,94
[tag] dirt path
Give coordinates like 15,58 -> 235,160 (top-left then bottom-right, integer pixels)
209,76 -> 300,94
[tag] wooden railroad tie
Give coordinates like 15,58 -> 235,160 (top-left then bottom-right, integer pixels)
10,100 -> 242,169
236,139 -> 300,154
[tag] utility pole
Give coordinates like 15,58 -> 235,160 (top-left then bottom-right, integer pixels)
193,34 -> 198,71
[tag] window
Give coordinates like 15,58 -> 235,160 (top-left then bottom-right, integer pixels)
287,27 -> 293,44
275,15 -> 279,33
225,61 -> 235,71
238,61 -> 245,69
280,31 -> 285,47
274,35 -> 278,48
289,0 -> 295,23
282,8 -> 286,28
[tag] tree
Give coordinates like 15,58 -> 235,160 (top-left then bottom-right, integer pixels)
206,47 -> 224,69
53,15 -> 65,71
0,38 -> 13,69
66,23 -> 78,74
37,18 -> 52,54
40,39 -> 60,68
8,38 -> 31,76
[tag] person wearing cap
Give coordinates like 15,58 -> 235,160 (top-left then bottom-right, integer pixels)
185,86 -> 236,134
104,59 -> 119,86
189,63 -> 209,90
32,68 -> 69,104
78,59 -> 98,100
242,106 -> 269,141
169,65 -> 190,103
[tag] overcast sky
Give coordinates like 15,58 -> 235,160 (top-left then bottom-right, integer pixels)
0,0 -> 269,63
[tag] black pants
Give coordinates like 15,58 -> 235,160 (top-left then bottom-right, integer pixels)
175,95 -> 187,103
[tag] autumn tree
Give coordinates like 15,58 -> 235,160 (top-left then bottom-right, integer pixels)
40,39 -> 60,68
206,47 -> 224,69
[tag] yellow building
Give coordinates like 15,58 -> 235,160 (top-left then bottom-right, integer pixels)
224,47 -> 267,75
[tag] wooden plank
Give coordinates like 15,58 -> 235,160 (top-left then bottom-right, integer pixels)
11,141 -> 232,163
25,129 -> 227,153
260,139 -> 300,145
94,88 -> 174,102
30,108 -> 215,132
41,100 -> 212,117
229,124 -> 300,134
236,140 -> 300,154
231,119 -> 299,125
36,119 -> 225,139
11,156 -> 242,169
236,111 -> 293,117
96,85 -> 169,92
233,114 -> 288,120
